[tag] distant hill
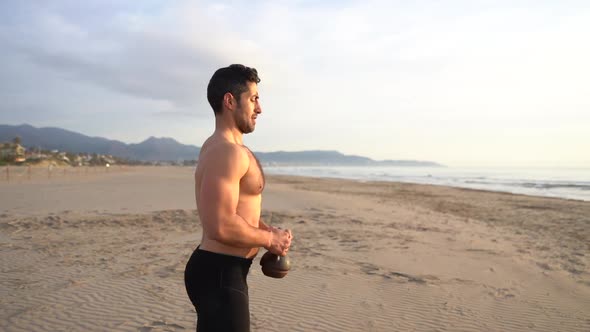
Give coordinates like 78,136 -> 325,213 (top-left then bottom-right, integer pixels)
255,150 -> 441,167
126,136 -> 200,161
256,150 -> 371,165
0,124 -> 200,161
0,124 -> 444,166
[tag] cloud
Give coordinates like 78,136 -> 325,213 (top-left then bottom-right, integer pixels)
1,0 -> 589,165
1,1 -> 269,111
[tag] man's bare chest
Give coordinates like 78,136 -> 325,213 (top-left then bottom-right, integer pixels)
240,149 -> 265,195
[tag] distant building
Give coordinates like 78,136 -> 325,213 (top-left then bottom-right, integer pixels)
0,142 -> 26,162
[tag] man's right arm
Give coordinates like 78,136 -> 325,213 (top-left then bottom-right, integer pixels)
198,144 -> 280,250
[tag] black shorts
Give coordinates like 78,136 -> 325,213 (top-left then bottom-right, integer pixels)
184,246 -> 253,332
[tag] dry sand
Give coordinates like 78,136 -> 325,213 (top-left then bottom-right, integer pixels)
1,166 -> 589,331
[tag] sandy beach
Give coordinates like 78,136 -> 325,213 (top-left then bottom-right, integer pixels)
1,166 -> 589,331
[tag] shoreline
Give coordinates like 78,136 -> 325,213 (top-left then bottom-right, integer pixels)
265,165 -> 590,202
2,164 -> 588,202
268,173 -> 590,203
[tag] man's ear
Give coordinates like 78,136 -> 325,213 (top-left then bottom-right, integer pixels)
223,92 -> 235,111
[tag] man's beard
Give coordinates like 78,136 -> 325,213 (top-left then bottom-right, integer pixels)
235,111 -> 255,134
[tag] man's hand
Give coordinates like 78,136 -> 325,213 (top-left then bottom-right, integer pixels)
266,227 -> 292,256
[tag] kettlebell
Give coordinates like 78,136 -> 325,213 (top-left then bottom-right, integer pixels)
260,251 -> 291,278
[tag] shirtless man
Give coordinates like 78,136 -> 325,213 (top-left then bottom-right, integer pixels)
184,64 -> 293,332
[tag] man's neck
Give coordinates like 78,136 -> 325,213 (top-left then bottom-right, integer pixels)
214,117 -> 244,145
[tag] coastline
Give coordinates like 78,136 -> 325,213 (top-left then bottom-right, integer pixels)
1,166 -> 589,331
265,165 -> 590,202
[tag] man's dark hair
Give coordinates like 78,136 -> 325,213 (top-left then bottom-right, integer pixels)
207,64 -> 261,115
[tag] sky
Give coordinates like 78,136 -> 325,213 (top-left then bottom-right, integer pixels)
1,0 -> 589,167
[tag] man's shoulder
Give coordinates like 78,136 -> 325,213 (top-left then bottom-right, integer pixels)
209,140 -> 247,155
202,139 -> 249,165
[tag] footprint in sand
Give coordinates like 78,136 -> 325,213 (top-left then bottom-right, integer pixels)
139,319 -> 186,331
483,285 -> 516,299
384,271 -> 429,284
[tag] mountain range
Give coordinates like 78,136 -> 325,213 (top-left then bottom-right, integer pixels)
0,124 -> 443,166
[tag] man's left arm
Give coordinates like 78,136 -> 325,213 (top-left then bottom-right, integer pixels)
259,219 -> 274,232
260,219 -> 292,241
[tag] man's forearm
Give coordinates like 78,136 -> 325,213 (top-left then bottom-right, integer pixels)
214,214 -> 272,249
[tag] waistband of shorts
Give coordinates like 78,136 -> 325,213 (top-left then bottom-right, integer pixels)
194,246 -> 254,267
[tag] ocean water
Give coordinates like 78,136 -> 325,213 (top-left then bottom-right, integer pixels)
264,166 -> 590,201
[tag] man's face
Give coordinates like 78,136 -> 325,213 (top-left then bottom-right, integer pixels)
234,81 -> 262,134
